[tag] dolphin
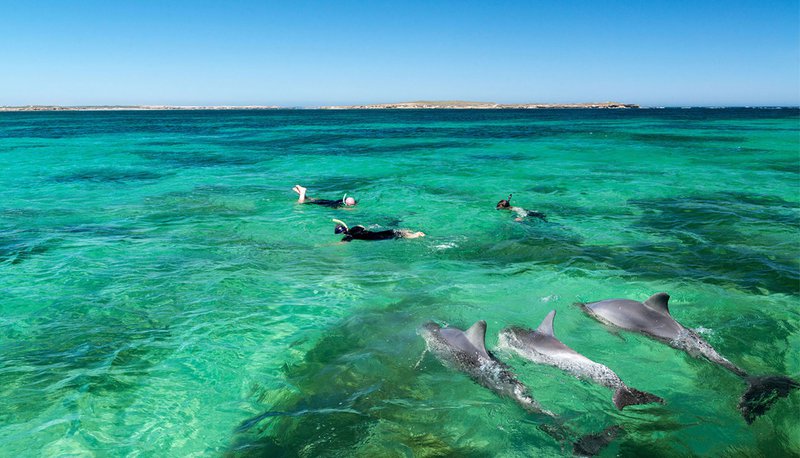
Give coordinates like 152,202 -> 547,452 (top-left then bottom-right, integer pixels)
499,310 -> 664,410
580,292 -> 799,423
419,320 -> 621,455
419,320 -> 554,417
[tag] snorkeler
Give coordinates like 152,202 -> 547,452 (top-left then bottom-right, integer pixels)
496,194 -> 547,221
293,185 -> 356,208
332,219 -> 425,242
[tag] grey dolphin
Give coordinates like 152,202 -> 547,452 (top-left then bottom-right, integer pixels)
580,292 -> 799,423
419,320 -> 622,456
499,310 -> 664,410
419,320 -> 554,417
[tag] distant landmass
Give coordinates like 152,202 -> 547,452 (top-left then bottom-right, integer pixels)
0,101 -> 639,112
319,101 -> 639,109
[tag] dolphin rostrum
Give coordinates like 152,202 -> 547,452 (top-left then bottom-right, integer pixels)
499,310 -> 664,410
419,320 -> 554,417
580,292 -> 799,423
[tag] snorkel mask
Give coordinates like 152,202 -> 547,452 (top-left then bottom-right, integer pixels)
496,193 -> 512,209
332,219 -> 349,234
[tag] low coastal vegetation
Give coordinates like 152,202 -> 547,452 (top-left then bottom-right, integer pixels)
320,100 -> 639,109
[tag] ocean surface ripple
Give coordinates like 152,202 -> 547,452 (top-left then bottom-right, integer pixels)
1,108 -> 798,456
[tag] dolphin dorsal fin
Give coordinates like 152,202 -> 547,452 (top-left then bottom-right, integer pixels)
464,320 -> 488,354
644,293 -> 671,315
535,310 -> 557,336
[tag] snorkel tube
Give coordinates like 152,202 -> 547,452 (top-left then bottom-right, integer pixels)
332,218 -> 349,234
342,193 -> 356,207
497,193 -> 513,210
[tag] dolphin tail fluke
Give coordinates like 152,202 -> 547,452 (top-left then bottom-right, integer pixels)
612,386 -> 664,410
739,375 -> 799,424
538,421 -> 621,456
537,422 -> 568,442
573,425 -> 623,456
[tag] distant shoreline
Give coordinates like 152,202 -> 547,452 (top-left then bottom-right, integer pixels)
317,101 -> 640,109
0,101 -> 639,112
0,103 -> 796,112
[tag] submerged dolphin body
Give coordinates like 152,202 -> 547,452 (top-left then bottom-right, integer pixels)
419,320 -> 553,417
419,320 -> 621,456
499,310 -> 664,410
580,292 -> 799,423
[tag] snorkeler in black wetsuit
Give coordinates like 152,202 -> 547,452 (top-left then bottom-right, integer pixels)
333,219 -> 425,242
496,194 -> 547,221
293,185 -> 356,208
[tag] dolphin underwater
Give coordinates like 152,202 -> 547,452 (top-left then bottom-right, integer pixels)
419,320 -> 554,417
419,320 -> 621,455
499,310 -> 664,410
580,292 -> 799,423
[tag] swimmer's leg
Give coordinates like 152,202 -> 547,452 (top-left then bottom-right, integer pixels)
529,211 -> 547,221
293,185 -> 309,203
397,229 -> 426,239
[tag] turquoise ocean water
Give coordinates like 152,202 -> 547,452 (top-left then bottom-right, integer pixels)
1,108 -> 798,456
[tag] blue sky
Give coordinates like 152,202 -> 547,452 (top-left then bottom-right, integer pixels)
2,1 -> 798,106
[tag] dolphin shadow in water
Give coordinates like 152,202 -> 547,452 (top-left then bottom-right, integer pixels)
499,310 -> 664,410
419,320 -> 620,456
579,292 -> 799,424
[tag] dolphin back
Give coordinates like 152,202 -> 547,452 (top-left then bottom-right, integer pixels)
583,293 -> 684,340
739,375 -> 800,424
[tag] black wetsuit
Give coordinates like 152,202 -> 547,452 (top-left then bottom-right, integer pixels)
509,206 -> 547,221
306,199 -> 345,208
341,226 -> 400,242
523,209 -> 547,221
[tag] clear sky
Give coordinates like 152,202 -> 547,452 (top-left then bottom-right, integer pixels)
2,0 -> 798,106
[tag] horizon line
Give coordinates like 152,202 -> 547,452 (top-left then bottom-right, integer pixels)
1,103 -> 799,112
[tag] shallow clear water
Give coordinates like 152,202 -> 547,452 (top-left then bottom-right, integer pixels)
1,108 -> 798,456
